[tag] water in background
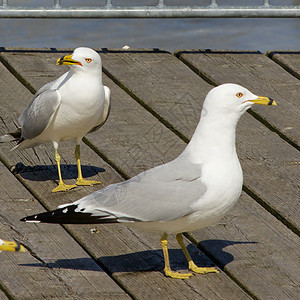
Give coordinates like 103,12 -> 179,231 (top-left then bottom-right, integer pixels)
0,0 -> 299,52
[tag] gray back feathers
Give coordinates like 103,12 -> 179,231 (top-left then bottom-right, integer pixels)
74,158 -> 206,222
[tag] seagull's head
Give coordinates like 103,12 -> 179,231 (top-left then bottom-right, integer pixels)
203,83 -> 276,118
56,47 -> 102,73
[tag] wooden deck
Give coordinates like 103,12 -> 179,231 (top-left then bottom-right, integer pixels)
0,48 -> 299,300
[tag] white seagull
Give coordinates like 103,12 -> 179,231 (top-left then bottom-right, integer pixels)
0,239 -> 25,253
0,47 -> 111,192
21,84 -> 276,279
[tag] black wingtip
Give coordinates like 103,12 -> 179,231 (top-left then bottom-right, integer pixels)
20,205 -> 83,224
20,204 -> 118,224
20,215 -> 40,222
20,213 -> 46,223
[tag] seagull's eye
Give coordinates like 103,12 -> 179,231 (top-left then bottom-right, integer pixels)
85,58 -> 92,63
236,92 -> 243,98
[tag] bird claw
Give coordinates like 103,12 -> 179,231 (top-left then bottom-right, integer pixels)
52,183 -> 77,193
75,179 -> 102,186
164,269 -> 194,279
189,262 -> 219,274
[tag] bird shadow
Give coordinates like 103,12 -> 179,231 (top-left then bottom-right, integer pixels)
19,239 -> 256,274
12,162 -> 105,181
197,239 -> 257,268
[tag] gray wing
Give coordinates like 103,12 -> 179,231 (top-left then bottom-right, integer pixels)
89,85 -> 111,133
19,89 -> 61,140
70,158 -> 206,222
18,72 -> 69,139
34,71 -> 69,98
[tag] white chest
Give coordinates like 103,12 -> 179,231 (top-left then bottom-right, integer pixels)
45,76 -> 104,140
190,158 -> 243,225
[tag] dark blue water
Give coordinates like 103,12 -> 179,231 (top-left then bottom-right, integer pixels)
1,1 -> 299,52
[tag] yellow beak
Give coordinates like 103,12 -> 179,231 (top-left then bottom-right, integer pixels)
0,240 -> 26,252
56,54 -> 82,66
250,96 -> 277,106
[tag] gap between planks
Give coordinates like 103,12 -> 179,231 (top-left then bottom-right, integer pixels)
0,49 -> 297,299
174,50 -> 300,152
1,48 -> 298,240
0,50 -> 135,299
0,49 -> 249,299
0,49 -> 298,239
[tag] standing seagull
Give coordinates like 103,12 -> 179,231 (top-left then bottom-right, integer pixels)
21,84 -> 276,278
1,47 -> 111,192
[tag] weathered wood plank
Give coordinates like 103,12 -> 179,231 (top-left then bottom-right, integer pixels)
100,49 -> 212,142
91,50 -> 299,298
0,163 -> 129,300
0,289 -> 8,300
236,116 -> 300,233
192,191 -> 300,300
2,49 -> 300,300
176,49 -> 300,148
0,50 -> 252,300
72,225 -> 253,300
93,49 -> 300,232
267,50 -> 300,80
1,50 -> 185,177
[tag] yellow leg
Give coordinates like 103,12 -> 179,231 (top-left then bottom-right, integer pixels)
161,233 -> 193,279
75,145 -> 101,186
176,233 -> 219,274
52,150 -> 77,193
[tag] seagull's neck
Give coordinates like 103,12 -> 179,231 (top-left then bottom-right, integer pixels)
182,110 -> 240,163
70,68 -> 103,84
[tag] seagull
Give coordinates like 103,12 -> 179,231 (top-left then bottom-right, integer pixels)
0,47 -> 111,192
21,84 -> 276,278
0,239 -> 25,252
